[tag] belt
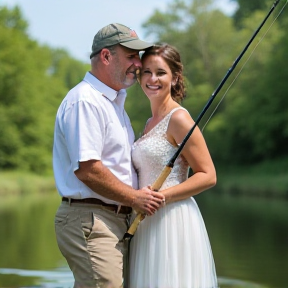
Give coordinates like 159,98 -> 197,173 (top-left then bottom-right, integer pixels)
62,197 -> 132,214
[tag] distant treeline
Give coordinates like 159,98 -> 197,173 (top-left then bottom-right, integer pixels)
0,0 -> 288,175
127,0 -> 288,166
0,5 -> 89,173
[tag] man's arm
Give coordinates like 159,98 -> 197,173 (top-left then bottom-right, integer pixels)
74,160 -> 164,215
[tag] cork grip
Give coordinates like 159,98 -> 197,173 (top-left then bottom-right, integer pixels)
151,166 -> 172,191
125,166 -> 172,237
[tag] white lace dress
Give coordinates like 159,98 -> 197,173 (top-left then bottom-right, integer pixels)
129,108 -> 218,288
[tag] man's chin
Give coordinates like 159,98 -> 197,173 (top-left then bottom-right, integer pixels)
127,72 -> 136,79
124,78 -> 136,87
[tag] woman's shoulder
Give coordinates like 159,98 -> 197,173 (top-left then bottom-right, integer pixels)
170,107 -> 192,123
168,107 -> 195,138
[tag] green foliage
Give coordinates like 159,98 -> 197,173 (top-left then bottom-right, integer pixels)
0,5 -> 28,32
136,0 -> 288,166
231,0 -> 274,28
1,1 -> 288,174
126,84 -> 151,138
0,6 -> 87,173
206,10 -> 288,163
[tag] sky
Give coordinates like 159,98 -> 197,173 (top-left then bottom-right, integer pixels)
0,0 -> 237,63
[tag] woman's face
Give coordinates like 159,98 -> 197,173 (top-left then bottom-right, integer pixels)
140,55 -> 173,101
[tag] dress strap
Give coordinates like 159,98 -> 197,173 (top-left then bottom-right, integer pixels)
163,107 -> 187,132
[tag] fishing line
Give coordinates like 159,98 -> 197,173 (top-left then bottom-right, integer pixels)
201,0 -> 288,132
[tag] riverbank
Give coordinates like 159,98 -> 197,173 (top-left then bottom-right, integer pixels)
1,156 -> 287,199
214,156 -> 288,199
0,171 -> 56,196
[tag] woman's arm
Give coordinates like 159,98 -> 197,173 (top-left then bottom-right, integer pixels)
163,109 -> 217,204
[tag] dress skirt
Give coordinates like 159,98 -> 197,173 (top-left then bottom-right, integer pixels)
129,197 -> 218,288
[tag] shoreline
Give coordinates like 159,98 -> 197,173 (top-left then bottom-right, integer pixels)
1,158 -> 287,199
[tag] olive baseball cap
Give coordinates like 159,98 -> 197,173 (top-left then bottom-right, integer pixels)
90,23 -> 153,59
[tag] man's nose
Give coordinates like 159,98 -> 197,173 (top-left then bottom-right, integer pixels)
133,57 -> 142,68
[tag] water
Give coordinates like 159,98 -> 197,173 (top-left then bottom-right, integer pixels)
0,191 -> 287,287
197,192 -> 288,288
0,267 -> 73,287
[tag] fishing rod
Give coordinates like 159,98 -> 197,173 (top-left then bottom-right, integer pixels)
123,0 -> 281,241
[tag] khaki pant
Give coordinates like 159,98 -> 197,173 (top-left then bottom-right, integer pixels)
55,201 -> 130,288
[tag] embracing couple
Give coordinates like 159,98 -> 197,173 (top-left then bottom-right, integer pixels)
53,23 -> 218,288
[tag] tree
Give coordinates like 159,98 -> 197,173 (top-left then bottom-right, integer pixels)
205,9 -> 288,163
231,0 -> 271,28
133,0 -> 288,165
0,6 -> 87,173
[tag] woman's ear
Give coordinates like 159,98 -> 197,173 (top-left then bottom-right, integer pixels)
172,77 -> 178,86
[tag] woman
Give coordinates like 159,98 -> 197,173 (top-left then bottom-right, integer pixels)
129,44 -> 219,288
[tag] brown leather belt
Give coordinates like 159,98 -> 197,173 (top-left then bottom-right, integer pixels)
62,197 -> 132,214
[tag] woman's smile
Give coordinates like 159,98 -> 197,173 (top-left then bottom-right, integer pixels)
146,84 -> 162,90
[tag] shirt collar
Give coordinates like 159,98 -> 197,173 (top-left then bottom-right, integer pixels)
83,72 -> 127,104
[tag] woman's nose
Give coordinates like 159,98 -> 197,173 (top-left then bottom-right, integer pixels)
150,73 -> 158,82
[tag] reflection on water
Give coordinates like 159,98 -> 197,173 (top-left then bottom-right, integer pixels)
218,277 -> 270,288
0,191 -> 287,287
0,268 -> 73,288
196,191 -> 288,288
0,269 -> 270,288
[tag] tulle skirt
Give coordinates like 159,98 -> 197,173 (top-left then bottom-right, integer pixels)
129,197 -> 218,288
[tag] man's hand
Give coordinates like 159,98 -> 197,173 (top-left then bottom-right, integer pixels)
132,187 -> 165,216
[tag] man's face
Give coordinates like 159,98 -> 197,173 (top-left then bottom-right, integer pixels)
109,45 -> 142,90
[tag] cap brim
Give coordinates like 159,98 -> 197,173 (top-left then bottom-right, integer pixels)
120,39 -> 153,51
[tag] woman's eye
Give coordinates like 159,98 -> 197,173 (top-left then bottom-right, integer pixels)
143,70 -> 151,74
157,71 -> 166,76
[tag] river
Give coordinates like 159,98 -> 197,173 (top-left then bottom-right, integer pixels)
0,190 -> 287,287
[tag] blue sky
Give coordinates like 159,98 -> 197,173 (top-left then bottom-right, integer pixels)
0,0 -> 237,63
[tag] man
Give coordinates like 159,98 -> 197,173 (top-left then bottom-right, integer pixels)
53,23 -> 165,288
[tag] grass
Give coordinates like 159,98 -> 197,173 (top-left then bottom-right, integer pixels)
215,156 -> 288,199
0,171 -> 56,197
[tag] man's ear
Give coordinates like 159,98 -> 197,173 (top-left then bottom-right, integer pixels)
100,49 -> 110,64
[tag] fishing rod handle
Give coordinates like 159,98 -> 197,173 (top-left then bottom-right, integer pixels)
126,213 -> 145,236
124,166 -> 172,239
151,166 -> 172,191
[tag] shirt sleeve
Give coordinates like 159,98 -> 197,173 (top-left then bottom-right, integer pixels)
63,100 -> 105,171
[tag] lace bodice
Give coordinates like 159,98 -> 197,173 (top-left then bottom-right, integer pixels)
132,108 -> 189,190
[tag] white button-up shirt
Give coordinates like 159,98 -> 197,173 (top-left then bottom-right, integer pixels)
53,72 -> 138,204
